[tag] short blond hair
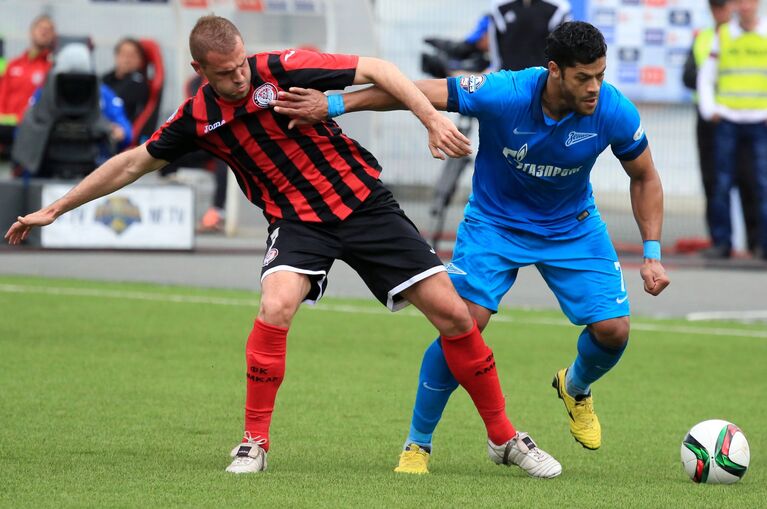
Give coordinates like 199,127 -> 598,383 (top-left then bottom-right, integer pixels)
189,15 -> 242,64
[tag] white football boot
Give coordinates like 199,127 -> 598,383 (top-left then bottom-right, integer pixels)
488,432 -> 562,478
225,433 -> 268,474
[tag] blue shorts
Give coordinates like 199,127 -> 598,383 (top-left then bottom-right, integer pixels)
448,217 -> 630,325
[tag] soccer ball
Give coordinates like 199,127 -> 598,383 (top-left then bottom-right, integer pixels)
680,419 -> 750,484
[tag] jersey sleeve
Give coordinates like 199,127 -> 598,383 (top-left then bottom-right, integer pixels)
145,98 -> 197,162
278,49 -> 358,92
608,92 -> 648,161
446,71 -> 514,119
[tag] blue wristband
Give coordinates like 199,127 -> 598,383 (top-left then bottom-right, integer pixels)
643,240 -> 661,260
327,94 -> 345,118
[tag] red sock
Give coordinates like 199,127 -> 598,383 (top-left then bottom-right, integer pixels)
441,321 -> 516,445
244,319 -> 288,451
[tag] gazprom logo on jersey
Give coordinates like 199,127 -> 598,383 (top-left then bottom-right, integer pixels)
502,144 -> 583,178
460,74 -> 486,93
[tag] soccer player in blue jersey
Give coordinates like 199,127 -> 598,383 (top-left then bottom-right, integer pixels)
272,21 -> 670,475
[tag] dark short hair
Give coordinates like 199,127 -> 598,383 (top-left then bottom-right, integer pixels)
544,21 -> 607,70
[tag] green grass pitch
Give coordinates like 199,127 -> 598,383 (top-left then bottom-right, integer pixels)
1,275 -> 764,508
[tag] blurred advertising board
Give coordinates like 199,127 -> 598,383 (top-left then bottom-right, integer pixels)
581,0 -> 711,102
41,184 -> 194,250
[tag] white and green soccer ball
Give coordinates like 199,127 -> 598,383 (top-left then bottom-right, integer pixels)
681,419 -> 750,484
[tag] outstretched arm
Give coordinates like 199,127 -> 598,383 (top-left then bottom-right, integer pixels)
620,146 -> 670,296
348,58 -> 465,159
5,144 -> 167,245
348,75 -> 449,112
272,79 -> 448,124
273,56 -> 464,158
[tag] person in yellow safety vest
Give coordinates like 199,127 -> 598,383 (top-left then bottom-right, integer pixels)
684,0 -> 760,258
698,0 -> 767,261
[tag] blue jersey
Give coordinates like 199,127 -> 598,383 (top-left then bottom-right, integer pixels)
447,67 -> 648,238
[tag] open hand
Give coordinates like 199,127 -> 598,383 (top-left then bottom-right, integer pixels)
4,209 -> 57,245
271,87 -> 329,129
425,114 -> 472,160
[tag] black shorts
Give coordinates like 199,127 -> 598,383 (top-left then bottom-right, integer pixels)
260,184 -> 445,311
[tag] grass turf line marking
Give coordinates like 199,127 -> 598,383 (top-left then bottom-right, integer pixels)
686,310 -> 767,322
2,283 -> 767,339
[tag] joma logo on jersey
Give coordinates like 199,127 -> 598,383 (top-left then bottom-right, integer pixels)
502,145 -> 583,178
204,120 -> 226,134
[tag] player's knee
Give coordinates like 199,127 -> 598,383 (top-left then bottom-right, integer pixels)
590,317 -> 630,350
258,295 -> 299,328
435,297 -> 474,336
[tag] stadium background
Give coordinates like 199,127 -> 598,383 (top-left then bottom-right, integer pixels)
2,0 -> 767,251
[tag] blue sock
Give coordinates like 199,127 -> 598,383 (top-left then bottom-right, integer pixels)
406,338 -> 459,449
566,328 -> 627,397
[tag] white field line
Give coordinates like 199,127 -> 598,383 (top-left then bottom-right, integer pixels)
686,310 -> 767,322
1,283 -> 767,339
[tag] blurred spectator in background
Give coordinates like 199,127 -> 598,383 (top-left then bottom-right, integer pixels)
103,38 -> 149,124
698,0 -> 767,260
489,0 -> 571,71
0,14 -> 56,155
684,0 -> 760,256
465,14 -> 491,54
12,42 -> 132,179
0,35 -> 7,76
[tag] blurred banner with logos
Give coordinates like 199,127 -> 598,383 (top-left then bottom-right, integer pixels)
41,184 -> 194,250
574,0 -> 710,102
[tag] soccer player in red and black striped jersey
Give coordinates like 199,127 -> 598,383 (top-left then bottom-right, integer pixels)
5,15 -> 558,476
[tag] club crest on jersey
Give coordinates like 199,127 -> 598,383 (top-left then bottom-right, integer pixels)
459,74 -> 486,93
565,131 -> 597,147
263,248 -> 279,266
253,83 -> 278,108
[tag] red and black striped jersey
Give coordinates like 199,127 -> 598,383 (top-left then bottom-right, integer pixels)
146,49 -> 382,223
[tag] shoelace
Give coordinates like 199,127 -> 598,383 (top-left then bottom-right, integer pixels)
231,432 -> 268,465
526,446 -> 546,462
399,448 -> 426,468
243,432 -> 268,447
574,399 -> 597,426
516,434 -> 546,462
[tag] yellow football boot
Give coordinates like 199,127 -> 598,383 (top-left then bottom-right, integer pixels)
552,368 -> 601,450
394,444 -> 430,474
